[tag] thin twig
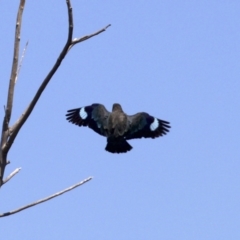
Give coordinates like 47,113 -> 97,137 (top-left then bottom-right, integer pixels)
68,24 -> 111,51
0,177 -> 92,217
2,168 -> 21,185
15,41 -> 29,83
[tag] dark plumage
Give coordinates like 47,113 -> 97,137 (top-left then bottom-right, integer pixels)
66,103 -> 171,153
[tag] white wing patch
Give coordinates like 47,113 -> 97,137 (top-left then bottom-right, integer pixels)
79,107 -> 88,119
150,118 -> 159,131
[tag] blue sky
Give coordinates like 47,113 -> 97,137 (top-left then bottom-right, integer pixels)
1,0 -> 240,239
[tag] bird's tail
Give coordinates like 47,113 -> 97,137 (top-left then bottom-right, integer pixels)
105,138 -> 132,154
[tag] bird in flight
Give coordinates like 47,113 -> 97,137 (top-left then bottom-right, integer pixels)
66,103 -> 171,154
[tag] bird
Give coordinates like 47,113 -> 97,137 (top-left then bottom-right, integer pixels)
66,103 -> 171,154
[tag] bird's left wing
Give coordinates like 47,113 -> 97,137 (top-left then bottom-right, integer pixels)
125,112 -> 171,140
66,103 -> 110,137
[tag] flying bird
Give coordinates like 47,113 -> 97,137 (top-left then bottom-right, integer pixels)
66,103 -> 171,154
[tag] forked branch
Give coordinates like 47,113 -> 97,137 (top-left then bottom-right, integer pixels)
2,0 -> 74,155
4,1 -> 110,153
68,24 -> 111,51
0,0 -> 110,185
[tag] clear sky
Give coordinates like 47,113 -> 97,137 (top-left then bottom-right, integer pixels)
1,0 -> 240,239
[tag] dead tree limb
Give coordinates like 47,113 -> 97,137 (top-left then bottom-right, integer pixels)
0,0 -> 25,186
0,177 -> 92,217
0,0 -> 110,186
68,24 -> 111,51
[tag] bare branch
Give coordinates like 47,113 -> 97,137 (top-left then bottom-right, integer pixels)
15,41 -> 29,83
0,0 -> 110,185
0,177 -> 92,217
0,0 -> 26,186
3,0 -> 72,154
68,24 -> 111,51
5,0 -> 25,123
5,1 -> 110,155
2,168 -> 21,185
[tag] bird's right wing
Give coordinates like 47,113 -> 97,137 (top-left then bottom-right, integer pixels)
66,103 -> 110,137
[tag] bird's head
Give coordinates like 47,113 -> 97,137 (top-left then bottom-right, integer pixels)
112,103 -> 123,112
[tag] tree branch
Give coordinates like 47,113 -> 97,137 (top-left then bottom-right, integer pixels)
2,0 -> 73,154
4,2 -> 111,154
68,24 -> 111,51
0,177 -> 92,217
5,0 -> 25,128
0,0 -> 110,186
0,0 -> 25,186
2,168 -> 21,185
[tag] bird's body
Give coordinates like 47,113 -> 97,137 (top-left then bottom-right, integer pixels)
108,104 -> 129,137
66,103 -> 171,153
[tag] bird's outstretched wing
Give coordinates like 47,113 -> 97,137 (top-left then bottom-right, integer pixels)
125,112 -> 171,140
66,103 -> 110,137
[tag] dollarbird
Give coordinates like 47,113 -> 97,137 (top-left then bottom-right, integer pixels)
66,103 -> 171,153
